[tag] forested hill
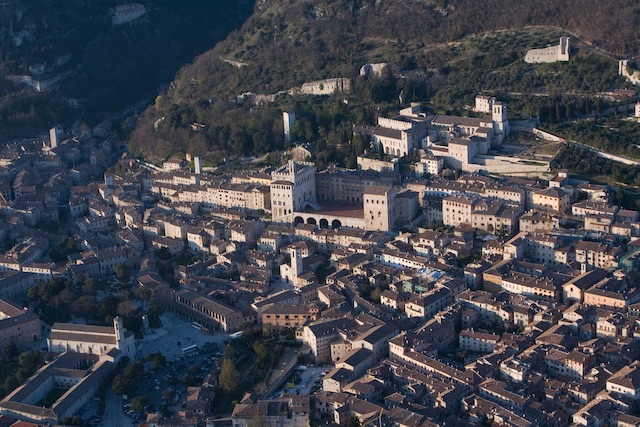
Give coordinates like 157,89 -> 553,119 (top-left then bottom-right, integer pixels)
0,0 -> 255,139
129,0 -> 640,163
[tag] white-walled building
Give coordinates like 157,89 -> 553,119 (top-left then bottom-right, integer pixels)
524,37 -> 570,64
47,317 -> 136,359
283,112 -> 296,142
270,160 -> 316,220
371,104 -> 430,157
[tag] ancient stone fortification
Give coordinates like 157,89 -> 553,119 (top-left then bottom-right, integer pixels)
524,37 -> 570,64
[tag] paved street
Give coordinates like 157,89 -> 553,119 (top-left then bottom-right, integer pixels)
270,277 -> 294,294
101,389 -> 134,427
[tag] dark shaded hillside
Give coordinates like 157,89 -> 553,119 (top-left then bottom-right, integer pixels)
0,0 -> 255,139
130,0 -> 640,162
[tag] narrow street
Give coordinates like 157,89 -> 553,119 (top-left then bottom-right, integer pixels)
101,388 -> 135,427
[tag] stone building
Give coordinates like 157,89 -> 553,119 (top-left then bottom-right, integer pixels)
270,160 -> 317,220
47,316 -> 135,359
0,298 -> 40,346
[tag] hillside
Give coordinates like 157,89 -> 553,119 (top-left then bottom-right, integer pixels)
0,0 -> 255,139
129,0 -> 640,163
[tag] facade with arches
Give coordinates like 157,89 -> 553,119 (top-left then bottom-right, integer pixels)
292,212 -> 365,230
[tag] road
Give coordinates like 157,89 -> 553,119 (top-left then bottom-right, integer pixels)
102,389 -> 134,427
511,117 -> 640,167
567,140 -> 640,166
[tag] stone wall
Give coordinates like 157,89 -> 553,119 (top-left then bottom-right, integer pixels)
296,78 -> 351,95
524,37 -> 569,64
532,128 -> 566,142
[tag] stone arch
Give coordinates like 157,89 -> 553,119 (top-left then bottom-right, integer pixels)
294,216 -> 304,225
319,218 -> 329,229
307,217 -> 317,225
332,219 -> 342,229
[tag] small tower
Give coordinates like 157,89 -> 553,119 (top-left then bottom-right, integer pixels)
104,173 -> 115,188
114,316 -> 125,351
492,102 -> 507,124
558,37 -> 570,61
289,244 -> 304,279
49,127 -> 60,149
194,156 -> 202,175
283,112 -> 295,142
113,315 -> 135,359
492,102 -> 510,145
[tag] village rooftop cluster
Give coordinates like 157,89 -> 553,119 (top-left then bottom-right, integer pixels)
0,96 -> 639,427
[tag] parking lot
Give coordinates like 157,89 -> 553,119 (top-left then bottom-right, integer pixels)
99,312 -> 228,425
295,367 -> 326,395
123,349 -> 219,420
138,313 -> 229,362
272,366 -> 326,398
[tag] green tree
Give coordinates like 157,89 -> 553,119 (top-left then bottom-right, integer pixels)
112,374 -> 137,396
370,286 -> 382,302
3,341 -> 18,361
241,322 -> 254,339
130,395 -> 150,413
162,388 -> 175,401
82,278 -> 98,296
136,286 -> 152,302
253,341 -> 270,367
219,359 -> 238,393
147,298 -> 164,328
3,375 -> 19,392
123,361 -> 144,379
146,352 -> 167,369
223,343 -> 236,360
616,187 -> 626,205
114,263 -> 130,283
18,350 -> 42,373
182,374 -> 201,386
